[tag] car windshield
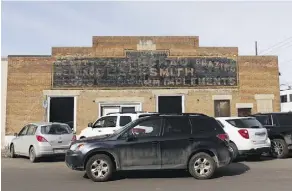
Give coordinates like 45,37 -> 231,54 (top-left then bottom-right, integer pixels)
41,124 -> 72,135
111,117 -> 147,136
226,118 -> 263,129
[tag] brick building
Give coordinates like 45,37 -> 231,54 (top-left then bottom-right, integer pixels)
6,36 -> 280,135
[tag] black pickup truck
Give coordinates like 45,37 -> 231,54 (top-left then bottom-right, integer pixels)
251,112 -> 292,158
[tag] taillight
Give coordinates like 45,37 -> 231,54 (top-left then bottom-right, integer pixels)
36,135 -> 48,142
217,133 -> 229,142
71,135 -> 76,142
238,129 -> 249,139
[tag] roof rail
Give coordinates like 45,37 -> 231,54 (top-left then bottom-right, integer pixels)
181,113 -> 208,116
106,111 -> 156,115
143,113 -> 208,117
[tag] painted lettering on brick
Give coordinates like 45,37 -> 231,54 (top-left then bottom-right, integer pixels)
52,51 -> 237,88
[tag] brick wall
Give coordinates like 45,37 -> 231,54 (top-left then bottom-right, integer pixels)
6,56 -> 53,134
6,36 -> 280,134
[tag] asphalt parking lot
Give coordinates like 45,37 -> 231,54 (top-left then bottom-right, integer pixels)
2,156 -> 292,191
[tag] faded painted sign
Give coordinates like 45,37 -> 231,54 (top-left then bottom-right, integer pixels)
52,51 -> 237,88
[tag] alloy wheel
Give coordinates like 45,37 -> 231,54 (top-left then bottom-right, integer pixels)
90,159 -> 109,179
193,158 -> 212,177
271,140 -> 283,156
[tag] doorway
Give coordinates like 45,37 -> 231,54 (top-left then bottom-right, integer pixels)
214,100 -> 231,117
238,108 -> 252,117
49,97 -> 74,130
157,96 -> 183,114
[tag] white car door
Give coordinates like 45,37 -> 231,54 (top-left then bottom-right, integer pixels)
97,116 -> 119,135
91,116 -> 118,136
22,124 -> 38,156
91,117 -> 107,136
13,125 -> 29,155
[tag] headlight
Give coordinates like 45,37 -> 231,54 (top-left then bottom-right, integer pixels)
70,143 -> 85,151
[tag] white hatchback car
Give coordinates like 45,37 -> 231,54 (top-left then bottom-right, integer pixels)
9,122 -> 76,162
216,117 -> 271,158
79,112 -> 156,139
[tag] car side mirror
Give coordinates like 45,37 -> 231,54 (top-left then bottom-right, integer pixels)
88,122 -> 93,127
14,133 -> 18,137
126,134 -> 137,142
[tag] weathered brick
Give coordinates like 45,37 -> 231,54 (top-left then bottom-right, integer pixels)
6,36 -> 280,134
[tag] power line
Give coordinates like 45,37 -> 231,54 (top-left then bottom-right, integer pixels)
264,40 -> 292,55
259,36 -> 292,55
281,58 -> 292,64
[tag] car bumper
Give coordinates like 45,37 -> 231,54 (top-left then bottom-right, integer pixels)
216,146 -> 233,168
65,150 -> 84,171
238,147 -> 270,155
36,146 -> 69,157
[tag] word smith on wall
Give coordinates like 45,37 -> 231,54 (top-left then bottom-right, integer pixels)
52,51 -> 237,88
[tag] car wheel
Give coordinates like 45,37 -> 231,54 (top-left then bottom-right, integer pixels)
29,147 -> 37,163
80,136 -> 86,139
10,144 -> 16,158
271,139 -> 289,159
188,152 -> 216,180
229,142 -> 239,160
85,154 -> 114,182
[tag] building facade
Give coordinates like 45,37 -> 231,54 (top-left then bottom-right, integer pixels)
6,36 -> 280,135
280,89 -> 292,112
2,58 -> 8,147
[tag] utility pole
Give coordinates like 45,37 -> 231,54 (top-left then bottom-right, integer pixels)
255,41 -> 258,56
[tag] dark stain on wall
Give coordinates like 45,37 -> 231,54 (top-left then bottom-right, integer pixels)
52,51 -> 237,88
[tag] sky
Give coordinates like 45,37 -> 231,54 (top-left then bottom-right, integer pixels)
1,1 -> 292,85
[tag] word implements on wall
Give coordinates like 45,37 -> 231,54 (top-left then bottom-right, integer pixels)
53,51 -> 237,88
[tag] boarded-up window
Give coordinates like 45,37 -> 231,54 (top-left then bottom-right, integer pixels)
256,99 -> 273,113
238,108 -> 252,117
214,100 -> 231,117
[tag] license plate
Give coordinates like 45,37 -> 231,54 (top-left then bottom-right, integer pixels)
53,149 -> 66,154
255,132 -> 266,136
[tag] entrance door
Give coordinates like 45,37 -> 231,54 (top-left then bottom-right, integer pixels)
158,96 -> 182,114
238,108 -> 252,117
49,97 -> 74,130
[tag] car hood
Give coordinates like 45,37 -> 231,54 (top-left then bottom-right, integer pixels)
76,134 -> 115,143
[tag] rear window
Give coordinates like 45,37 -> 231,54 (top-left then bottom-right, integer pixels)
226,118 -> 263,129
190,117 -> 222,133
164,117 -> 191,136
254,115 -> 272,125
119,116 -> 132,126
275,113 -> 292,126
41,124 -> 72,135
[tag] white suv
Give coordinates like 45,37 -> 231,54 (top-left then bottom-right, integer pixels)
216,117 -> 271,159
79,112 -> 156,139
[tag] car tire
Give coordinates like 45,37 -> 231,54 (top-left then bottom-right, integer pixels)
271,139 -> 289,159
229,142 -> 239,160
80,136 -> 86,139
10,144 -> 16,158
85,154 -> 114,182
29,147 -> 38,163
188,152 -> 216,180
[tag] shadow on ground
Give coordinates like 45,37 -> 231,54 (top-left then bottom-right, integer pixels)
232,153 -> 292,163
12,155 -> 65,163
83,162 -> 250,181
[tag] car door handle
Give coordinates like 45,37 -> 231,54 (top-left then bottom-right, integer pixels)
98,130 -> 102,132
152,141 -> 158,144
189,138 -> 195,142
